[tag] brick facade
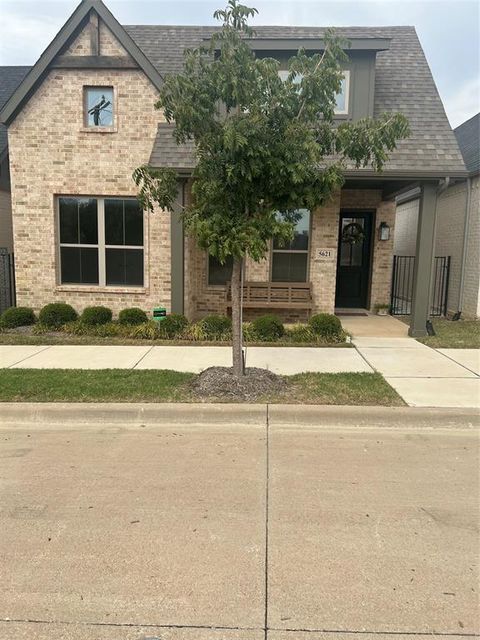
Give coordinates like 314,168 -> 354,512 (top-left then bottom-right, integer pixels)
184,187 -> 396,321
6,16 -> 399,321
8,20 -> 172,316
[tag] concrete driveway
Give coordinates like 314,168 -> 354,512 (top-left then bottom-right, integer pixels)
0,405 -> 478,640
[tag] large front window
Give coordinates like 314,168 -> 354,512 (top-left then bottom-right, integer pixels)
59,197 -> 144,286
271,209 -> 310,282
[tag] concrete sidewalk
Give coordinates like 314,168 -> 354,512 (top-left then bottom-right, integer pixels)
0,344 -> 370,374
1,341 -> 478,408
352,338 -> 480,409
0,408 -> 478,640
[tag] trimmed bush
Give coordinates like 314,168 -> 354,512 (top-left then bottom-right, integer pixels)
309,313 -> 343,339
156,313 -> 189,339
286,324 -> 316,343
81,306 -> 112,326
0,306 -> 36,329
118,307 -> 148,326
39,302 -> 77,328
199,314 -> 232,340
252,314 -> 284,342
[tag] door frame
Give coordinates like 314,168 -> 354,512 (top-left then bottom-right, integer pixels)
335,209 -> 376,309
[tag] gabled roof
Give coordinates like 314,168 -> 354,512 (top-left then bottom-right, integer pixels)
126,25 -> 467,178
0,0 -> 163,127
0,66 -> 30,157
454,113 -> 480,175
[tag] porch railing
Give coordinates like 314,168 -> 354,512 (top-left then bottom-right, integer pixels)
390,255 -> 450,317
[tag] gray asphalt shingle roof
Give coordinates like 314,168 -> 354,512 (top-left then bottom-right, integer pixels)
125,24 -> 466,176
0,66 -> 30,155
454,113 -> 480,175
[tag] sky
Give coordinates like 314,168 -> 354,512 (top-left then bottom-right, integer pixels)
0,0 -> 478,128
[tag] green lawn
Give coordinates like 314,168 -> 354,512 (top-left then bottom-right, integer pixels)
0,369 -> 403,405
417,319 -> 480,349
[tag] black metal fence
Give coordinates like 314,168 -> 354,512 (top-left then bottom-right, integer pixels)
390,255 -> 450,317
0,248 -> 16,314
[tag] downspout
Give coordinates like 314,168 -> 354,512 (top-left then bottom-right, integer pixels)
454,176 -> 472,320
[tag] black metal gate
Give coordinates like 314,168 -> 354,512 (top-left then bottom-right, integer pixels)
390,255 -> 450,316
0,248 -> 16,314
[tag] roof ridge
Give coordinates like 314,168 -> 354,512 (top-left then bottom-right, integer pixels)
124,24 -> 415,29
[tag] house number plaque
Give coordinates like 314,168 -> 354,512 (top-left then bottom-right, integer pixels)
314,248 -> 336,261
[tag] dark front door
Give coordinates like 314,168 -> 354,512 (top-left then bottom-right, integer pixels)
335,212 -> 373,308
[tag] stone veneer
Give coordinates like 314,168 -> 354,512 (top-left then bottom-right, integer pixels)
8,19 -> 171,316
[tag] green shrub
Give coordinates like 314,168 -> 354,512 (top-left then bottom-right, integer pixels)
242,322 -> 256,342
286,324 -> 316,343
129,321 -> 161,340
94,322 -> 124,337
80,306 -> 112,326
39,302 -> 77,328
252,314 -> 284,342
118,307 -> 148,326
156,313 -> 189,339
0,306 -> 35,329
309,313 -> 343,339
199,314 -> 232,340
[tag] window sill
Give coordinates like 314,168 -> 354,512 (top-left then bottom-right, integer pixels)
56,285 -> 147,294
80,126 -> 118,134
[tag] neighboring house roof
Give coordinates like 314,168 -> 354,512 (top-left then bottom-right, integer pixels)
126,24 -> 467,178
0,66 -> 30,157
454,113 -> 480,175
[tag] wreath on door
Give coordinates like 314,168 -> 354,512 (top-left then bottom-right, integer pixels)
341,222 -> 365,245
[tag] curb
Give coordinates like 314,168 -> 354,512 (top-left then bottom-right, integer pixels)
0,402 -> 478,428
268,404 -> 480,429
0,402 -> 267,426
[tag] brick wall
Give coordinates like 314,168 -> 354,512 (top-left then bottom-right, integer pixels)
8,19 -> 171,317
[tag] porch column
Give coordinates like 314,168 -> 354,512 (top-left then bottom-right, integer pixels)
409,183 -> 438,337
170,180 -> 185,314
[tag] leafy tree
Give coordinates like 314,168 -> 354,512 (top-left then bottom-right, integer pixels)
134,0 -> 409,376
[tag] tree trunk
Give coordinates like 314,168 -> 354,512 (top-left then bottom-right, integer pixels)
231,256 -> 244,377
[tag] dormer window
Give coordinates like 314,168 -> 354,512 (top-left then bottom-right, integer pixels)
84,86 -> 114,127
278,69 -> 350,115
334,71 -> 350,115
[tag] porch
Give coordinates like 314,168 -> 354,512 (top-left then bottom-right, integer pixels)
179,180 -> 447,337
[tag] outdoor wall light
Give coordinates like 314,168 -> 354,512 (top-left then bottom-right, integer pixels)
379,221 -> 390,241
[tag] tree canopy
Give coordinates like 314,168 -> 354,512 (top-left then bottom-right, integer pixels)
133,0 -> 410,376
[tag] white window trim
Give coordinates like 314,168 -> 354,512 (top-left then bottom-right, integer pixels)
57,196 -> 145,288
334,70 -> 350,116
82,85 -> 117,133
277,69 -> 351,115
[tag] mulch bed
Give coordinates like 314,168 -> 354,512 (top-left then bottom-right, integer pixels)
191,366 -> 286,401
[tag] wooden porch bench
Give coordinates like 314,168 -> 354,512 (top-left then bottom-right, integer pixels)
225,281 -> 313,313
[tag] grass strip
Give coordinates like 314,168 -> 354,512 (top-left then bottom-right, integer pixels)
416,319 -> 479,349
0,369 -> 404,405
